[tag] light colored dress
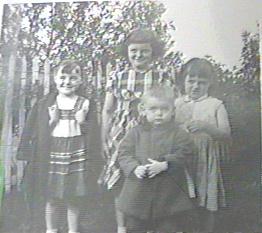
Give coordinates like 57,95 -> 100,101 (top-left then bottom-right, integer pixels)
47,96 -> 90,199
175,95 -> 231,211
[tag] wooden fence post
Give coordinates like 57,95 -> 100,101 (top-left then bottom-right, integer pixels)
31,57 -> 39,107
44,58 -> 51,95
97,60 -> 102,90
0,54 -> 16,193
16,56 -> 27,188
106,62 -> 113,79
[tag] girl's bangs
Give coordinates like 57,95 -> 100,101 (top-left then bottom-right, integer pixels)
61,63 -> 81,74
186,63 -> 213,79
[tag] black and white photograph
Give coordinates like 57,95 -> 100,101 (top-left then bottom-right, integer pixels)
0,0 -> 261,232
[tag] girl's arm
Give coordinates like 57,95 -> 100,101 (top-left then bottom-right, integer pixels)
101,92 -> 116,146
75,99 -> 90,134
118,128 -> 140,177
163,129 -> 195,173
215,104 -> 231,139
205,104 -> 231,141
188,104 -> 231,141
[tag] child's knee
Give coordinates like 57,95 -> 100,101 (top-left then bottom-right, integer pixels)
46,198 -> 62,211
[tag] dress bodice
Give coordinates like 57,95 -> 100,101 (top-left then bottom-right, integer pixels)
52,96 -> 87,137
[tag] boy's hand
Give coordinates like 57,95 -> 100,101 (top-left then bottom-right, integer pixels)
48,105 -> 59,125
134,165 -> 147,179
146,159 -> 168,178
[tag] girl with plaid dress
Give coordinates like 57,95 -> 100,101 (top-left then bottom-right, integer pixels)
100,29 -> 172,233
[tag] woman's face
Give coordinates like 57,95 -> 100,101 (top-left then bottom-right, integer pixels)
184,75 -> 210,100
128,43 -> 153,71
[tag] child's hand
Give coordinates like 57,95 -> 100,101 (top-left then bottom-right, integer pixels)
48,105 -> 59,124
185,120 -> 208,133
75,109 -> 88,124
75,101 -> 89,124
145,159 -> 168,178
134,165 -> 147,179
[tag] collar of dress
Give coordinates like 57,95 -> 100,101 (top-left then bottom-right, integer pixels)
142,118 -> 176,131
183,94 -> 209,103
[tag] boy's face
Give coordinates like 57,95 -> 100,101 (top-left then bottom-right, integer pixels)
184,75 -> 210,100
143,97 -> 174,126
54,66 -> 82,96
128,43 -> 153,71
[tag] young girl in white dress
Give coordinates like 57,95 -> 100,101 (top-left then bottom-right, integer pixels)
175,58 -> 231,232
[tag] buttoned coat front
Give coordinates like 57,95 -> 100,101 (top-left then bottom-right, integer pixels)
117,121 -> 195,220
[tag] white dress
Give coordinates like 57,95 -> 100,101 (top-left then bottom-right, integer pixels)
175,95 -> 231,211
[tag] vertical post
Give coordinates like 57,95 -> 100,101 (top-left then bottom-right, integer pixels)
0,54 -> 16,193
87,60 -> 93,84
32,57 -> 39,85
92,60 -> 96,87
259,20 -> 262,226
44,59 -> 51,95
0,2 -> 3,40
106,62 -> 113,81
31,57 -> 39,107
97,60 -> 102,90
96,60 -> 103,126
16,56 -> 27,188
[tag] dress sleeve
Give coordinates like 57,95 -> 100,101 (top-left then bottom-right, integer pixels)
216,103 -> 232,161
216,103 -> 231,137
118,128 -> 140,177
17,102 -> 38,161
82,99 -> 90,111
164,128 -> 195,174
79,98 -> 91,134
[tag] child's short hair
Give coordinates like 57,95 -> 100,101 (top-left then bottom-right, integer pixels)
177,58 -> 216,93
54,60 -> 83,77
141,85 -> 175,105
119,28 -> 165,60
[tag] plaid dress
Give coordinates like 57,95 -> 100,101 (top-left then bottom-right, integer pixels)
100,69 -> 173,190
47,96 -> 89,199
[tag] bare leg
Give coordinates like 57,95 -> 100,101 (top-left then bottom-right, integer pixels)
115,197 -> 127,233
204,210 -> 216,232
67,201 -> 80,233
45,200 -> 59,233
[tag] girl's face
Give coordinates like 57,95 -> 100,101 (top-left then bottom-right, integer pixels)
54,66 -> 82,96
184,75 -> 210,100
128,43 -> 153,71
143,97 -> 174,126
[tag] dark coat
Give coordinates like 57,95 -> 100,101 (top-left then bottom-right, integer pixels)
117,120 -> 195,220
17,92 -> 93,206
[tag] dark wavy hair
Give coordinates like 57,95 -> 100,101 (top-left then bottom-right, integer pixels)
177,58 -> 216,94
118,28 -> 165,60
54,59 -> 83,77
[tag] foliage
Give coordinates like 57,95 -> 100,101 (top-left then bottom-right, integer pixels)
206,31 -> 260,167
0,3 -> 260,227
1,1 -> 178,68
